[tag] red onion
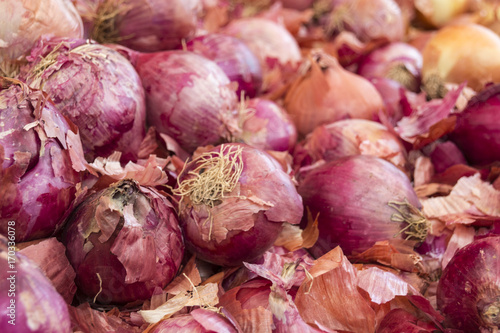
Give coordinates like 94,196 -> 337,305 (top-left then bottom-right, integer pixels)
449,83 -> 500,166
437,236 -> 500,332
0,236 -> 71,332
149,308 -> 238,333
20,38 -> 146,163
319,0 -> 405,43
293,119 -> 407,172
18,238 -> 77,304
134,50 -> 239,153
239,98 -> 297,152
284,50 -> 385,136
376,308 -> 438,332
429,141 -> 468,174
0,78 -> 84,242
185,33 -> 263,99
62,179 -> 184,304
75,0 -> 201,52
298,155 -> 424,257
358,42 -> 423,92
0,0 -> 83,77
174,143 -> 303,266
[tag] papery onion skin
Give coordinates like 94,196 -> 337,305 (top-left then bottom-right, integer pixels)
62,180 -> 184,305
185,33 -> 263,99
284,51 -> 386,136
376,308 -> 437,333
298,155 -> 422,257
175,143 -> 303,267
135,50 -> 239,153
448,83 -> 500,166
0,236 -> 71,332
293,119 -> 407,172
436,236 -> 500,332
429,141 -> 468,173
20,38 -> 146,163
0,0 -> 83,76
75,0 -> 201,52
150,308 -> 238,333
357,42 -> 423,92
239,98 -> 298,152
0,80 -> 82,242
422,23 -> 500,91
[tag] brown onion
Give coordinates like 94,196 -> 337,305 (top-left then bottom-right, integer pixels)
422,23 -> 500,91
284,50 -> 386,136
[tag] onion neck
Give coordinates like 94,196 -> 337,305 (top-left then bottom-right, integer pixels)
422,73 -> 448,99
479,299 -> 500,328
388,199 -> 428,242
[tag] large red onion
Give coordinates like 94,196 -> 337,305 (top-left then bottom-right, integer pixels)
20,38 -> 146,163
0,78 -> 84,242
185,33 -> 263,99
293,119 -> 407,172
134,50 -> 239,153
62,179 -> 184,304
437,236 -> 500,332
357,42 -> 423,92
0,0 -> 83,77
239,98 -> 297,152
0,236 -> 71,332
298,155 -> 424,257
75,0 -> 201,52
449,83 -> 500,166
284,50 -> 386,136
174,143 -> 303,266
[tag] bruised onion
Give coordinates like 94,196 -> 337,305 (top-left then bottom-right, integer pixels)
185,33 -> 263,99
293,119 -> 407,172
62,179 -> 184,304
357,42 -> 423,92
0,78 -> 84,242
75,0 -> 201,52
20,38 -> 146,162
298,155 -> 425,257
0,0 -> 83,77
449,83 -> 500,166
174,143 -> 303,266
437,236 -> 500,332
239,98 -> 297,152
284,50 -> 385,136
0,235 -> 71,332
422,23 -> 500,91
134,50 -> 239,153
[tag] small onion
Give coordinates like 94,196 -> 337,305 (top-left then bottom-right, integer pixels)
239,98 -> 297,152
284,50 -> 386,136
0,0 -> 83,76
75,0 -> 201,52
134,50 -> 239,153
298,155 -> 424,257
174,143 -> 303,266
62,179 -> 184,304
0,236 -> 71,332
422,23 -> 500,91
429,141 -> 468,173
437,236 -> 500,332
448,83 -> 500,166
20,38 -> 146,162
357,42 -> 423,92
293,119 -> 407,172
0,78 -> 83,242
185,33 -> 263,99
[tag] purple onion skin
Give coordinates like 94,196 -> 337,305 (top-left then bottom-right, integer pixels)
135,50 -> 239,153
185,33 -> 263,99
0,236 -> 71,332
376,308 -> 437,333
449,84 -> 500,166
240,98 -> 297,152
20,38 -> 146,163
177,143 -> 303,267
62,180 -> 184,305
0,82 -> 81,242
298,155 -> 421,257
150,308 -> 238,333
437,236 -> 500,332
429,141 -> 468,173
